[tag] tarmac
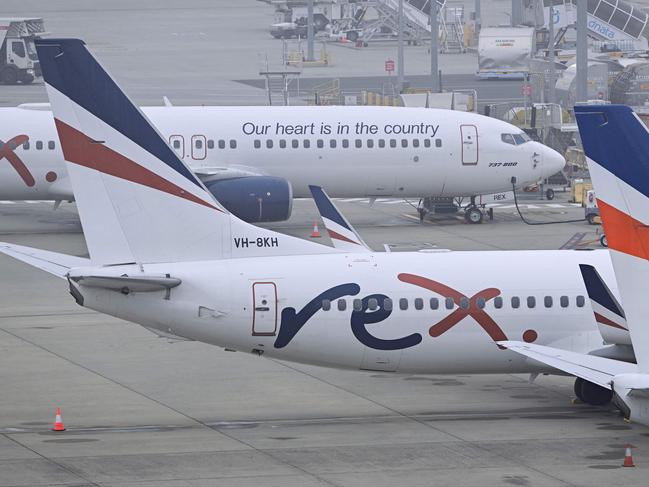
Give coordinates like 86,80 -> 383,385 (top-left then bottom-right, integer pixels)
1,1 -> 649,486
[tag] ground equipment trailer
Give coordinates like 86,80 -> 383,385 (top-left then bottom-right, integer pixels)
0,18 -> 46,84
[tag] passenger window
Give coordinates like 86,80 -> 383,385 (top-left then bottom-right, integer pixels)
390,139 -> 397,148
173,140 -> 181,149
280,139 -> 287,148
435,139 -> 442,148
430,297 -> 439,310
22,141 -> 29,150
544,296 -> 553,308
401,139 -> 408,148
292,139 -> 299,149
353,299 -> 362,311
560,296 -> 569,308
230,140 -> 237,149
494,297 -> 503,309
266,139 -> 273,149
445,297 -> 454,309
378,139 -> 386,148
36,141 -> 43,150
399,298 -> 408,310
414,298 -> 423,310
527,296 -> 536,308
384,298 -> 393,311
511,296 -> 520,309
368,298 -> 378,310
330,139 -> 337,148
342,139 -> 349,148
194,139 -> 202,149
367,139 -> 374,148
322,299 -> 331,311
207,139 -> 214,149
460,297 -> 469,309
501,134 -> 515,145
48,141 -> 55,150
424,139 -> 431,148
317,139 -> 324,148
576,295 -> 585,307
477,297 -> 486,309
254,140 -> 261,149
412,139 -> 420,148
355,139 -> 362,148
218,140 -> 225,149
303,139 -> 310,148
337,299 -> 346,311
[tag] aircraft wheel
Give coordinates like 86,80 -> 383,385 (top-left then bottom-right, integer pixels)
546,188 -> 555,200
579,378 -> 613,406
600,234 -> 608,247
465,206 -> 483,224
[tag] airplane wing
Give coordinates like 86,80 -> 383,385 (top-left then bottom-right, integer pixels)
309,185 -> 371,252
193,166 -> 263,180
0,242 -> 90,278
499,340 -> 638,389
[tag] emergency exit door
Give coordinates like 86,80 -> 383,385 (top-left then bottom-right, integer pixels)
252,282 -> 277,336
460,125 -> 478,165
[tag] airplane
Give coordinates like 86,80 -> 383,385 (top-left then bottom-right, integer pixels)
0,97 -> 564,225
0,38 -> 620,400
502,104 -> 649,426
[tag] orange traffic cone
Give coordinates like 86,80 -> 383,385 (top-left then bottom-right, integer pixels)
52,407 -> 65,432
310,221 -> 321,238
622,444 -> 635,467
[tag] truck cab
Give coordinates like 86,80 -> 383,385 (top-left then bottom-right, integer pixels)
0,18 -> 45,85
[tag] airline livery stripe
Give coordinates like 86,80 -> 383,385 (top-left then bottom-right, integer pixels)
327,229 -> 359,245
598,199 -> 649,261
54,119 -> 221,212
593,311 -> 628,331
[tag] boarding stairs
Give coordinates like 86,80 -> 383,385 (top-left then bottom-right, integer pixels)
440,5 -> 465,53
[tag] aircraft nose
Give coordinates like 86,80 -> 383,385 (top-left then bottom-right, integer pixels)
543,145 -> 566,177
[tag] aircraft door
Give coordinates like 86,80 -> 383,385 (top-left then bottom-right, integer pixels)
460,125 -> 478,165
252,282 -> 278,336
191,135 -> 207,160
169,135 -> 185,158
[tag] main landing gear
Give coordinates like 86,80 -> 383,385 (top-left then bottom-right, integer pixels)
574,377 -> 613,406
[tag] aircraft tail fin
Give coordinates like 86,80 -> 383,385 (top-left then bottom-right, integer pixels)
576,104 -> 649,371
309,185 -> 371,252
35,38 -> 337,265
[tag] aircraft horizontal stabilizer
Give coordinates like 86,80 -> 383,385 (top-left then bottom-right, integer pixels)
498,341 -> 638,389
68,274 -> 181,293
0,242 -> 90,278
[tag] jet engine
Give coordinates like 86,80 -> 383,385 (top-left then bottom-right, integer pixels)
204,176 -> 293,223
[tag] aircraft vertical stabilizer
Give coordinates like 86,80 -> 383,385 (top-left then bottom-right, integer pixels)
576,105 -> 649,372
34,38 -> 338,265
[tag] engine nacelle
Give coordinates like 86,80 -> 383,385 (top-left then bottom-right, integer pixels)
205,176 -> 293,223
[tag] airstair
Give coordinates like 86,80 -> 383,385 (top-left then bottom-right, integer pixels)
544,0 -> 649,50
440,5 -> 465,53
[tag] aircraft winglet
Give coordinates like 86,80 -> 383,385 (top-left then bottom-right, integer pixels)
309,185 -> 371,252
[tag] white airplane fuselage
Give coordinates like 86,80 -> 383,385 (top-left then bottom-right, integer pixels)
0,105 -> 564,201
72,249 -> 612,374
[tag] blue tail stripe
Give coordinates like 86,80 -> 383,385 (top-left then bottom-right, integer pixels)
578,264 -> 625,318
34,38 -> 202,188
575,105 -> 649,199
309,185 -> 351,230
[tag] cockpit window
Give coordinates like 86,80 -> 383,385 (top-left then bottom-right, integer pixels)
501,134 -> 515,145
501,133 -> 531,145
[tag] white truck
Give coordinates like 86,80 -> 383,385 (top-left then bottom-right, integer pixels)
477,26 -> 535,80
0,18 -> 46,85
